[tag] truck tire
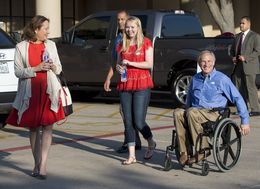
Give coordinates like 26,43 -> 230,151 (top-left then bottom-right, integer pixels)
171,69 -> 196,106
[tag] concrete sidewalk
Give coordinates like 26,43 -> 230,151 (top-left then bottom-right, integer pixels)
0,101 -> 260,189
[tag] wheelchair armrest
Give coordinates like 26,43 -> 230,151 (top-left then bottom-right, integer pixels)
211,107 -> 230,118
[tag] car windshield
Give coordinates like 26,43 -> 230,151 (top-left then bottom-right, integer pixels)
0,29 -> 16,48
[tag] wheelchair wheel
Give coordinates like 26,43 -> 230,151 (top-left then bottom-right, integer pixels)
201,160 -> 209,176
212,118 -> 242,172
164,155 -> 173,171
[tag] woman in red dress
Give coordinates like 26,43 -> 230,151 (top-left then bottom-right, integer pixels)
6,15 -> 65,179
116,16 -> 156,165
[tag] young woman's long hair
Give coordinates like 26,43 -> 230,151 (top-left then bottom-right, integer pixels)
121,16 -> 144,53
22,15 -> 49,41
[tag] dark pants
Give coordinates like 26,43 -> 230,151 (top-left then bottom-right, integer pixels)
123,127 -> 141,146
119,104 -> 141,146
120,89 -> 153,146
233,63 -> 260,112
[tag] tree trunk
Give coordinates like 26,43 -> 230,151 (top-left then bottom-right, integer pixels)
205,0 -> 235,34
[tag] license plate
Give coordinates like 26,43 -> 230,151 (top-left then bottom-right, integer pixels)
0,61 -> 9,73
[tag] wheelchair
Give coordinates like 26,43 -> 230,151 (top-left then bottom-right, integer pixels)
164,108 -> 242,176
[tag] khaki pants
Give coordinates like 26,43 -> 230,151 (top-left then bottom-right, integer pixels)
173,108 -> 219,154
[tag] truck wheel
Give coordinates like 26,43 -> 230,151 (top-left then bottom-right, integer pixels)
171,69 -> 196,106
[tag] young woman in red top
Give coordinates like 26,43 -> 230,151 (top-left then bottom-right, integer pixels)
116,16 -> 156,165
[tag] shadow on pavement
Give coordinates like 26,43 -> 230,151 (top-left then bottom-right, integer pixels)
1,125 -> 169,177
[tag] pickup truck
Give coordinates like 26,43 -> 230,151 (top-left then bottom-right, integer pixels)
56,10 -> 234,106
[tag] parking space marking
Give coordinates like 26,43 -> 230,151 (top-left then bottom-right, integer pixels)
54,129 -> 116,135
0,135 -> 8,139
70,113 -> 121,119
107,110 -> 121,118
150,109 -> 172,120
54,120 -> 123,127
73,104 -> 94,112
0,125 -> 173,152
67,114 -> 120,118
59,121 -> 122,127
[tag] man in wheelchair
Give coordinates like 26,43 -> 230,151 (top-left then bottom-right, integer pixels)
174,50 -> 250,166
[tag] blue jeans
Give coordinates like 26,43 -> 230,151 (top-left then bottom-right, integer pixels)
119,89 -> 153,147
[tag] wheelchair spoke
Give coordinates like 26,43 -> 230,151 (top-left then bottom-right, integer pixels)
220,137 -> 239,151
218,130 -> 231,152
223,146 -> 229,165
222,146 -> 236,166
228,137 -> 239,146
228,146 -> 236,160
222,125 -> 231,141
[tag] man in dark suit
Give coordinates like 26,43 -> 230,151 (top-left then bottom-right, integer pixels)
231,16 -> 260,117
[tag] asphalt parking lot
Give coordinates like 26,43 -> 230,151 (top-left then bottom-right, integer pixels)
0,93 -> 260,189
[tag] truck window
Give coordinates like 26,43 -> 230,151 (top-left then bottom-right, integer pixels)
161,15 -> 203,38
133,15 -> 147,36
0,29 -> 15,48
73,16 -> 110,43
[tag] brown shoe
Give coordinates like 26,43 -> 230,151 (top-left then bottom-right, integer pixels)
179,153 -> 188,166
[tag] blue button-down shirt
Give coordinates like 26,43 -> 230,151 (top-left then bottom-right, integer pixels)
186,69 -> 249,124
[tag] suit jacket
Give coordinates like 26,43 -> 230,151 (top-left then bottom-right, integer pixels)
231,30 -> 260,74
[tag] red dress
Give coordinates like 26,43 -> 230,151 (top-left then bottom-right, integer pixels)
117,37 -> 154,91
6,42 -> 65,128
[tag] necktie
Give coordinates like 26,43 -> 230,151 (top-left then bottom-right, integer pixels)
237,32 -> 244,56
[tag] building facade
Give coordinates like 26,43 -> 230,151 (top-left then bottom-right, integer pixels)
0,0 -> 259,38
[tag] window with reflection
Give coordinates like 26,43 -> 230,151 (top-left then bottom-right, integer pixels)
73,16 -> 111,43
161,15 -> 203,38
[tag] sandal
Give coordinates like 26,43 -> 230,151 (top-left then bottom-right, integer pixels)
144,141 -> 156,160
122,157 -> 137,165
